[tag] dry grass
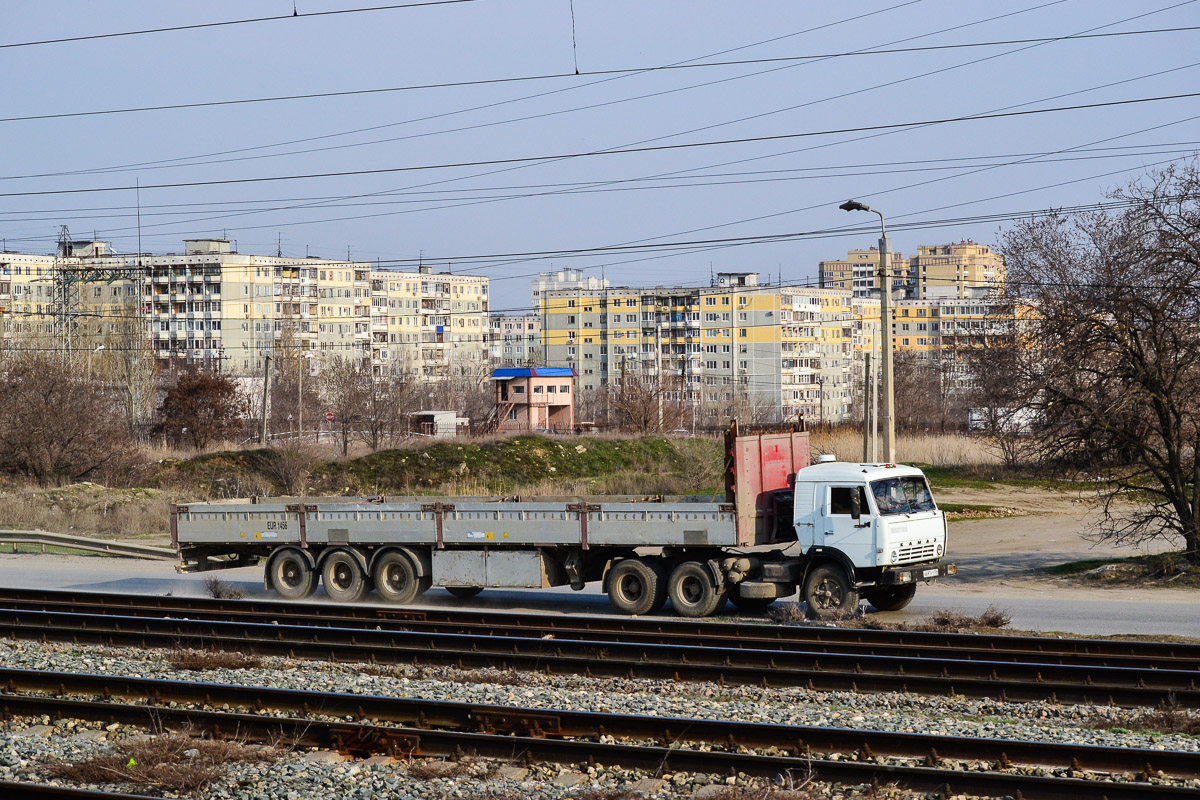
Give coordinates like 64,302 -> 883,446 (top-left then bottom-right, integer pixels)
363,664 -> 524,686
767,603 -> 1013,633
0,482 -> 175,541
406,759 -> 468,780
203,576 -> 246,600
1090,701 -> 1200,736
808,429 -> 999,467
169,648 -> 262,671
46,729 -> 278,794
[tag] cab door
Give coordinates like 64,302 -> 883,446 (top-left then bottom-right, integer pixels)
818,484 -> 875,566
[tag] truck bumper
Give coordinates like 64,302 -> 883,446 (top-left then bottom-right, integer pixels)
879,562 -> 956,586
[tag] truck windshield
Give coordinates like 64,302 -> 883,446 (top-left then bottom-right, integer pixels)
870,476 -> 936,516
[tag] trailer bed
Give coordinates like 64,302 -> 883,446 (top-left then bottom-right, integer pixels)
174,500 -> 739,551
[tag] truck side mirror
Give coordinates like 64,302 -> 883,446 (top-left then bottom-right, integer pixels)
850,491 -> 861,521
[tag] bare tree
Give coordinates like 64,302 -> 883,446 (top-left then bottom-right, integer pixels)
153,368 -> 247,449
999,160 -> 1200,564
609,371 -> 688,433
892,352 -> 963,433
0,351 -> 135,484
96,299 -> 158,436
319,356 -> 372,457
359,374 -> 415,451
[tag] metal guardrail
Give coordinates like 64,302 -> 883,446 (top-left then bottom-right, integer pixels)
0,530 -> 175,560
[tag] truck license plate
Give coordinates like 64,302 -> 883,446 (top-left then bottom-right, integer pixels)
923,568 -> 939,578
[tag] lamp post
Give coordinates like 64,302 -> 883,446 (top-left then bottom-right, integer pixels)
839,200 -> 895,463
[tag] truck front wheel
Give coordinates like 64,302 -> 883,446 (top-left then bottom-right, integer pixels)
667,561 -> 725,617
607,558 -> 667,615
864,584 -> 916,612
267,548 -> 317,599
321,549 -> 368,603
803,563 -> 859,619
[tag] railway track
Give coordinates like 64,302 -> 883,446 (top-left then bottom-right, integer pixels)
0,592 -> 1196,707
3,587 -> 1196,668
2,668 -> 1197,800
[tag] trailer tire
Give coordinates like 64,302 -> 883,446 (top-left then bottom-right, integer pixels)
373,551 -> 424,604
667,561 -> 724,617
865,584 -> 916,612
803,563 -> 859,619
266,548 -> 317,599
445,586 -> 483,599
607,558 -> 667,616
321,549 -> 368,603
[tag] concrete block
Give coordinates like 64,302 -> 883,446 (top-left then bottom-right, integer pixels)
497,766 -> 529,780
631,777 -> 667,793
16,726 -> 54,738
302,750 -> 352,764
358,756 -> 398,767
552,771 -> 587,787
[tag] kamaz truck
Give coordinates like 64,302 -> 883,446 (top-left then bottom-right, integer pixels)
173,422 -> 955,618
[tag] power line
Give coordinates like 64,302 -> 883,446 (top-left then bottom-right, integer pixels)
4,92 -> 1196,201
0,1 -> 482,51
4,24 -> 1196,125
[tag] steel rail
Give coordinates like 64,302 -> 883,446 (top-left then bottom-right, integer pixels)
1,592 -> 1194,673
1,586 -> 1194,663
0,692 -> 1194,800
1,609 -> 1197,708
3,667 -> 1196,779
0,782 -> 157,799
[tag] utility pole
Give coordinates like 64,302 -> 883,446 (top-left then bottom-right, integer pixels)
862,352 -> 871,461
297,349 -> 304,443
840,200 -> 895,463
260,353 -> 272,445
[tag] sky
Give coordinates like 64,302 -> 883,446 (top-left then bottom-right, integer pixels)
3,0 -> 1198,313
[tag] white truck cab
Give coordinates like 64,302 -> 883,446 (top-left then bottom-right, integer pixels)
791,458 -> 956,615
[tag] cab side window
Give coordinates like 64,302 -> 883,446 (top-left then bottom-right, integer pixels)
829,487 -> 868,515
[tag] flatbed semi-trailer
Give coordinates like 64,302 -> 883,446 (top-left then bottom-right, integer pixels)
174,423 -> 955,617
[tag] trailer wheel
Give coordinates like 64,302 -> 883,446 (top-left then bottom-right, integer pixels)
607,558 -> 667,616
667,561 -> 724,617
373,551 -> 423,604
266,548 -> 317,599
802,563 -> 859,619
445,586 -> 483,599
321,549 -> 368,603
864,584 -> 917,612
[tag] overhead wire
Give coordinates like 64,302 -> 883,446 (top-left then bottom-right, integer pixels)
0,1 -> 483,51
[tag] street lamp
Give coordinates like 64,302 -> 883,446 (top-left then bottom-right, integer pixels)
839,199 -> 895,463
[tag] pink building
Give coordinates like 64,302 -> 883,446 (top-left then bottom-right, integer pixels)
489,367 -> 576,432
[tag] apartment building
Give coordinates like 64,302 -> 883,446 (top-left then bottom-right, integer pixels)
818,247 -> 908,299
820,241 -> 1005,301
0,238 -> 488,381
540,272 -> 857,425
488,313 -> 541,366
907,240 -> 1005,299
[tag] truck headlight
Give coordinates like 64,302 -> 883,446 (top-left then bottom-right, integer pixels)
936,544 -> 943,556
890,550 -> 898,563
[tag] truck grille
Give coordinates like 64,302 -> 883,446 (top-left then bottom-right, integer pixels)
897,543 -> 937,563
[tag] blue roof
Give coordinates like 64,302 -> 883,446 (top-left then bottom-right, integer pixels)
490,367 -> 576,379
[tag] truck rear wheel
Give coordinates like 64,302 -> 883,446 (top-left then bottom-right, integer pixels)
865,584 -> 916,612
607,558 -> 667,615
373,551 -> 426,604
445,586 -> 483,599
667,561 -> 724,617
322,549 -> 367,603
803,563 -> 859,619
267,548 -> 317,599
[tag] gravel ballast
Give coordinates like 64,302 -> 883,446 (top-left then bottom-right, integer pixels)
1,637 -> 1197,799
